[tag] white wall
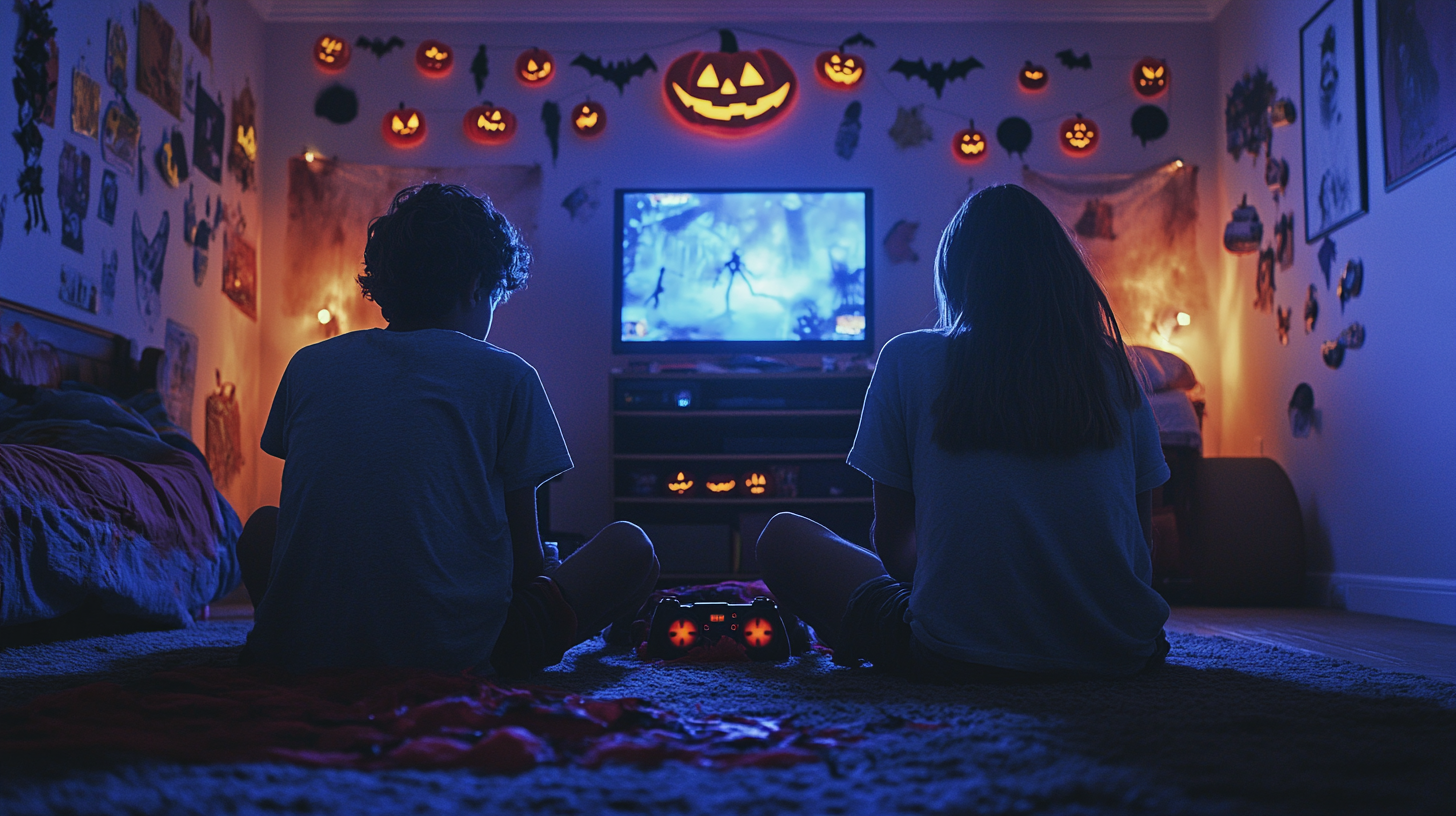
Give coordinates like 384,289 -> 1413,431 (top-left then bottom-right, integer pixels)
1214,0 -> 1456,623
0,0 -> 266,516
257,20 -> 1223,538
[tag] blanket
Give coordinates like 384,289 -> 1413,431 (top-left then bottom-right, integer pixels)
0,388 -> 241,631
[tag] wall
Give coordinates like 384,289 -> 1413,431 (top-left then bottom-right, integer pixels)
1214,0 -> 1456,623
0,0 -> 267,516
258,20 -> 1223,540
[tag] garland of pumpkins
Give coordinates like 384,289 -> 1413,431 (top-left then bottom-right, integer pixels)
313,31 -> 1168,159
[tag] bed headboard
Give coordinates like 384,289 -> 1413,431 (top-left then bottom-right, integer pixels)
0,298 -> 147,394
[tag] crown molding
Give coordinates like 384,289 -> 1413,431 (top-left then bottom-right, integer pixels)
246,0 -> 1231,25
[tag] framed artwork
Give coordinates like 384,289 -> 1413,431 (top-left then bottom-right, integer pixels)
1377,0 -> 1456,190
1300,0 -> 1369,243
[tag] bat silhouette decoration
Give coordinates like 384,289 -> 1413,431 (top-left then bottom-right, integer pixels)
889,55 -> 983,98
1055,49 -> 1092,70
357,35 -> 406,59
570,53 -> 657,94
839,32 -> 876,50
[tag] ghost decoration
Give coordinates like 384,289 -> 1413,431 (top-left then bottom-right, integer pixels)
1289,383 -> 1315,438
835,100 -> 862,160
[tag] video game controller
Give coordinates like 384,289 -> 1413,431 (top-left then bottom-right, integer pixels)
644,597 -> 792,662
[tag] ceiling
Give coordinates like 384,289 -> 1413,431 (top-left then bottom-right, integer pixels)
247,0 -> 1232,24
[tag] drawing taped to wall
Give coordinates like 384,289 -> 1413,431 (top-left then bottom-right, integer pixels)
57,143 -> 91,254
70,68 -> 101,138
1377,0 -> 1456,189
1300,0 -> 1369,241
97,170 -> 118,225
133,211 -> 169,331
229,84 -> 258,191
58,266 -> 97,314
137,2 -> 184,119
101,101 -> 141,175
193,86 -> 225,183
100,249 -> 118,315
161,320 -> 198,435
106,19 -> 128,95
221,204 -> 257,320
206,369 -> 245,489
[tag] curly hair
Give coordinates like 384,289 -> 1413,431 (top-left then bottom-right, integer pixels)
357,183 -> 532,323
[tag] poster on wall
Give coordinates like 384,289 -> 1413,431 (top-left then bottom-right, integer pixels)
193,86 -> 225,183
161,319 -> 198,435
70,68 -> 100,138
101,101 -> 141,173
57,142 -> 91,253
221,205 -> 257,320
1377,0 -> 1456,189
136,2 -> 184,119
229,85 -> 257,191
1300,0 -> 1369,242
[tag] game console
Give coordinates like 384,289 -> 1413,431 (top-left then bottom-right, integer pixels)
644,596 -> 792,662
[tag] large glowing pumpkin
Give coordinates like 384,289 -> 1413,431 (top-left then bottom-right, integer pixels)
463,103 -> 515,144
382,103 -> 426,148
313,34 -> 350,72
664,30 -> 796,136
571,100 -> 606,137
1132,57 -> 1168,97
666,470 -> 696,496
1059,114 -> 1098,155
515,48 -> 554,84
815,50 -> 864,89
416,39 -> 453,77
1018,61 -> 1047,91
952,120 -> 988,162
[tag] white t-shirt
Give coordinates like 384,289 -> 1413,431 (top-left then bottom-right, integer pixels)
848,330 -> 1171,676
246,329 -> 573,671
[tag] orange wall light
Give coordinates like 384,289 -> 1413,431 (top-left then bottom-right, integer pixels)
463,103 -> 516,144
1059,114 -> 1098,155
416,39 -> 453,77
814,50 -> 865,89
952,120 -> 988,162
313,34 -> 350,72
516,48 -> 554,84
571,100 -> 606,136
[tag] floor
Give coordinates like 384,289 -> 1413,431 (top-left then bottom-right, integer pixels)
212,600 -> 1456,684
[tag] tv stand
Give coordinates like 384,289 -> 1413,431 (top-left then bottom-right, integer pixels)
610,369 -> 873,583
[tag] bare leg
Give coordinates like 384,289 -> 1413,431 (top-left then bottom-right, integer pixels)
756,512 -> 886,649
553,521 -> 659,644
237,506 -> 278,608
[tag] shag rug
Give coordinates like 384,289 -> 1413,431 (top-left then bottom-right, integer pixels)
2,621 -> 1454,815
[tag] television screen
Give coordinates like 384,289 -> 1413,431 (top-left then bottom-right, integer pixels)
614,189 -> 871,354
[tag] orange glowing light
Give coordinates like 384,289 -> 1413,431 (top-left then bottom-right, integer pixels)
741,471 -> 770,496
667,471 -> 695,495
706,475 -> 737,494
744,618 -> 774,647
313,34 -> 350,72
516,48 -> 554,84
709,614 -> 725,622
667,619 -> 698,648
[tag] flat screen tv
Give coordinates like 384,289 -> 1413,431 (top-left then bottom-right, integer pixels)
614,188 -> 872,355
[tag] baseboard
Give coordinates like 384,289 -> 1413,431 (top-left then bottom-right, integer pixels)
1309,572 -> 1456,627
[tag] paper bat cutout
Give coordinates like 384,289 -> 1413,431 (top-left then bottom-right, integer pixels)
1056,49 -> 1092,70
840,32 -> 876,50
471,45 -> 488,94
356,36 -> 405,59
570,53 -> 657,94
541,101 -> 561,165
889,56 -> 983,98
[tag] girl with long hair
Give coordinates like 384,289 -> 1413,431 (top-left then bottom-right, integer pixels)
757,184 -> 1170,678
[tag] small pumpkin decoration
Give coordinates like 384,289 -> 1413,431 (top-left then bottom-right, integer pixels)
952,120 -> 988,162
515,48 -> 554,84
664,29 -> 797,136
415,39 -> 453,77
313,34 -> 350,72
666,470 -> 696,496
1132,57 -> 1168,97
1018,61 -> 1047,91
740,470 -> 773,497
463,103 -> 516,144
814,50 -> 864,89
704,474 -> 738,494
571,100 -> 606,137
1059,114 -> 1098,155
381,102 -> 426,148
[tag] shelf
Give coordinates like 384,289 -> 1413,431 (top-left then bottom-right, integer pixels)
614,452 -> 848,462
615,409 -> 861,418
615,496 -> 871,505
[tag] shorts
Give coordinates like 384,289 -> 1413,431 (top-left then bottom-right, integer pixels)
839,575 -> 1169,681
490,575 -> 579,676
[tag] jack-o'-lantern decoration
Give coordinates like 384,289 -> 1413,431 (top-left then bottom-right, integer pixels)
416,39 -> 453,77
1132,57 -> 1168,97
515,48 -> 554,84
952,120 -> 988,162
705,474 -> 737,494
382,102 -> 426,148
571,100 -> 606,137
740,471 -> 772,497
463,103 -> 516,144
1059,114 -> 1098,155
667,619 -> 699,648
667,470 -> 696,496
1018,61 -> 1047,91
664,30 -> 796,136
313,34 -> 350,72
743,617 -> 774,648
815,50 -> 864,89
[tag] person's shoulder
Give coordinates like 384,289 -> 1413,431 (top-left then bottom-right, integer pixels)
876,330 -> 948,369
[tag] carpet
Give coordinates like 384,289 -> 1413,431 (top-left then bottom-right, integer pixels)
2,621 -> 1454,815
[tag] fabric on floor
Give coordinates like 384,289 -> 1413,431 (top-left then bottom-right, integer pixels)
2,621 -> 1455,815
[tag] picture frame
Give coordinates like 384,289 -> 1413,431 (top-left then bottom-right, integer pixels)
1377,0 -> 1456,190
1300,0 -> 1369,243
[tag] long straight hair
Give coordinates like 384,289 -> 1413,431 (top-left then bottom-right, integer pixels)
931,184 -> 1140,456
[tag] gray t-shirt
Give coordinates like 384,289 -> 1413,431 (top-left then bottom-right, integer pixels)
247,329 -> 573,672
848,330 -> 1170,676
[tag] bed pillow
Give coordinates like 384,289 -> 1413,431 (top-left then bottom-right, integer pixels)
1127,346 -> 1197,393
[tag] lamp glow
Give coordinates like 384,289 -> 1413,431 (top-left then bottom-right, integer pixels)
304,151 -> 316,163
1176,311 -> 1191,326
317,309 -> 332,324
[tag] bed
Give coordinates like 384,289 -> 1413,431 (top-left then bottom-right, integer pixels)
0,299 -> 241,643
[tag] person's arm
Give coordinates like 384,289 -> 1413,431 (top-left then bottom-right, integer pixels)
871,481 -> 916,583
1137,489 -> 1153,550
505,486 -> 546,585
